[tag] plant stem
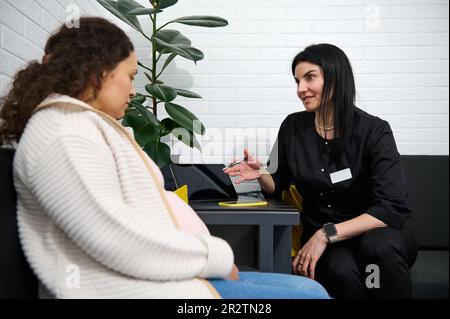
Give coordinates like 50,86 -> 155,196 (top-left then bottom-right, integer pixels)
141,32 -> 153,43
156,21 -> 171,33
152,12 -> 158,116
138,62 -> 152,73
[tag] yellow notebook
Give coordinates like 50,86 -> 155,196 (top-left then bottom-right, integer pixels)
218,200 -> 268,207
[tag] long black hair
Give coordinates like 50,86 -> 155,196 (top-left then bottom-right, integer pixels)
292,43 -> 356,158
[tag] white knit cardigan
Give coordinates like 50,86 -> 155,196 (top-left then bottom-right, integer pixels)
13,94 -> 234,299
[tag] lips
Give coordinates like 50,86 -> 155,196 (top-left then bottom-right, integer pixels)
302,96 -> 314,103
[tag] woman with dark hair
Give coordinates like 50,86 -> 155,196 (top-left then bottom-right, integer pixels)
0,18 -> 329,299
225,43 -> 418,299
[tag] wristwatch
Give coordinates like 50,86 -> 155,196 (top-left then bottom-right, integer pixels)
322,223 -> 338,244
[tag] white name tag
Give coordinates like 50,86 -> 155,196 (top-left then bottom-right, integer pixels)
330,168 -> 352,184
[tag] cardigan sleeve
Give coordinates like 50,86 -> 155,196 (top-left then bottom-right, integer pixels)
26,134 -> 234,281
365,120 -> 411,228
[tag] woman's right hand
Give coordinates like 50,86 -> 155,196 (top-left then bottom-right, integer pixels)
226,264 -> 240,281
223,148 -> 262,184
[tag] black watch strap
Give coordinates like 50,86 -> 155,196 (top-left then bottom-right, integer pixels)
323,223 -> 338,244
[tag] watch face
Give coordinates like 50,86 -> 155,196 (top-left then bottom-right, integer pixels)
324,223 -> 337,237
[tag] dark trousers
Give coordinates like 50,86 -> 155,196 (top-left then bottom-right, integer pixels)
301,223 -> 418,299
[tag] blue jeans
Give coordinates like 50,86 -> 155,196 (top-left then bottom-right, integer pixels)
209,272 -> 331,299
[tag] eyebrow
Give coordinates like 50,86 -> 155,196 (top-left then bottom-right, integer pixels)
303,70 -> 318,77
294,69 -> 318,82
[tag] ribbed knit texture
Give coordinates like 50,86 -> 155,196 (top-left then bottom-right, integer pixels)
13,95 -> 233,299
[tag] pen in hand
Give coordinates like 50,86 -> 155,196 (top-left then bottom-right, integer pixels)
223,157 -> 248,171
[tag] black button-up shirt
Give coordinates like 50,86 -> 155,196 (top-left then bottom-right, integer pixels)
267,108 -> 410,230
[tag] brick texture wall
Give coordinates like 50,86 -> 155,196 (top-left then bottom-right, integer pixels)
0,0 -> 103,95
1,0 -> 448,161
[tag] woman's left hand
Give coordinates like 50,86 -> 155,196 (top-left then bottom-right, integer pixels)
292,230 -> 328,280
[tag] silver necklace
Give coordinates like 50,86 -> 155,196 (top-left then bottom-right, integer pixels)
315,119 -> 334,131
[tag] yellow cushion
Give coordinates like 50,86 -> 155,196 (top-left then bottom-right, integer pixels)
174,184 -> 189,204
281,185 -> 303,257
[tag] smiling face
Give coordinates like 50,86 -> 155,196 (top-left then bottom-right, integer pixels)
91,51 -> 138,119
294,61 -> 325,113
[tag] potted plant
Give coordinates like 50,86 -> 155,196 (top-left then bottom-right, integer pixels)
97,0 -> 228,167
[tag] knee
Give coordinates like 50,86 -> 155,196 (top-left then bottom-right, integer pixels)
320,258 -> 361,283
294,276 -> 331,299
357,228 -> 406,264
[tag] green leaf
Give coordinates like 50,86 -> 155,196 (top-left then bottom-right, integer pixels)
131,93 -> 146,104
144,141 -> 171,168
160,118 -> 180,136
133,102 -> 160,127
174,88 -> 202,99
145,84 -> 177,102
97,0 -> 143,32
171,126 -> 202,151
155,0 -> 178,9
160,53 -> 177,73
165,102 -> 206,135
118,0 -> 145,15
138,61 -> 152,73
144,72 -> 153,83
123,109 -> 169,166
155,30 -> 191,55
123,108 -> 138,125
126,7 -> 162,15
172,16 -> 228,28
160,118 -> 201,151
124,106 -> 139,117
122,112 -> 160,146
156,30 -> 191,46
137,126 -> 160,148
154,38 -> 204,63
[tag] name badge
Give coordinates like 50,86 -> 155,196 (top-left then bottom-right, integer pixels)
330,168 -> 352,184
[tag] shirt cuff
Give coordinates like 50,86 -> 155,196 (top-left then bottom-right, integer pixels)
366,203 -> 409,229
197,233 -> 234,279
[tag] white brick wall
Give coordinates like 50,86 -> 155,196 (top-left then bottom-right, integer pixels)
1,0 -> 448,160
122,0 -> 449,161
0,0 -> 104,92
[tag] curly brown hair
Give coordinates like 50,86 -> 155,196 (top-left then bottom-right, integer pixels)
0,17 -> 134,146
